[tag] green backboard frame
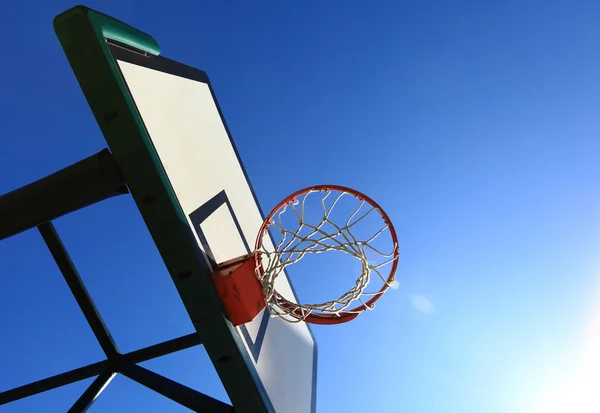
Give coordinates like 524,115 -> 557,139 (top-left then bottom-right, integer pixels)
54,6 -> 273,412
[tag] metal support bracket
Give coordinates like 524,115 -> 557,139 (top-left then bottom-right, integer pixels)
0,149 -> 127,241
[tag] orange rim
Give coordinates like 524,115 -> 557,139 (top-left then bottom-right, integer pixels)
255,184 -> 399,325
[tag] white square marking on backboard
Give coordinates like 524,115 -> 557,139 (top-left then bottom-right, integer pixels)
199,203 -> 247,264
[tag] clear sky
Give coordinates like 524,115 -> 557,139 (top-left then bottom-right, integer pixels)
1,1 -> 600,412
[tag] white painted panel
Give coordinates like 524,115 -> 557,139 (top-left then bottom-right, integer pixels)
117,60 -> 316,413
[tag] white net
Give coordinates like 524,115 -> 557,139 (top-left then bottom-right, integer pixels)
255,186 -> 399,323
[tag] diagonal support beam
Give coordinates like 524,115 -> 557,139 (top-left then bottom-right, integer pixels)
0,333 -> 200,406
117,362 -> 234,412
0,149 -> 127,241
68,369 -> 115,413
0,360 -> 107,405
123,333 -> 201,364
38,222 -> 119,358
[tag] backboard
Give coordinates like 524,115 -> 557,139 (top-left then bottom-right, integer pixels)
54,6 -> 316,413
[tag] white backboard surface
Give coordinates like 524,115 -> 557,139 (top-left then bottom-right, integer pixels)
114,56 -> 317,412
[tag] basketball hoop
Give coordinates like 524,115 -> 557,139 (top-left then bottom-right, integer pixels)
212,184 -> 399,326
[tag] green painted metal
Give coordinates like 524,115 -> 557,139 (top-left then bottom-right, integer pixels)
53,6 -> 160,56
87,9 -> 160,56
53,6 -> 271,413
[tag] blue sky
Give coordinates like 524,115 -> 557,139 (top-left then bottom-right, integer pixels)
1,1 -> 600,412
